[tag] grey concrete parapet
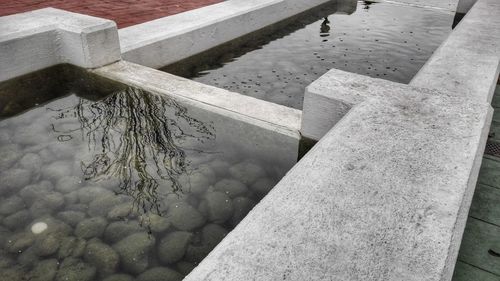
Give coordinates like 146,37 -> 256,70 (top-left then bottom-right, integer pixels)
119,0 -> 357,69
0,8 -> 121,82
185,82 -> 492,281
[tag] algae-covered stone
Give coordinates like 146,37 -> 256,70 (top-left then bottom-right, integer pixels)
229,161 -> 266,185
139,213 -> 170,233
84,240 -> 119,276
75,217 -> 107,239
213,179 -> 248,198
102,274 -> 135,281
1,265 -> 26,281
5,231 -> 35,253
202,191 -> 233,223
230,197 -> 256,226
56,258 -> 96,281
33,233 -> 60,256
137,267 -> 183,281
104,220 -> 142,243
17,246 -> 39,267
56,176 -> 83,194
176,261 -> 196,275
107,202 -> 136,220
158,231 -> 193,264
113,232 -> 155,274
167,202 -> 205,231
27,258 -> 58,281
250,177 -> 277,196
3,210 -> 31,230
201,223 -> 228,248
0,168 -> 32,194
58,236 -> 86,259
77,186 -> 113,204
0,195 -> 25,216
57,211 -> 86,227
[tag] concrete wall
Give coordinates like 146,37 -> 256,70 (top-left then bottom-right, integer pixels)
119,0 -> 357,69
0,8 -> 121,82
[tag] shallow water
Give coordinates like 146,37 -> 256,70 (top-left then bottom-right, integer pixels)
170,0 -> 453,109
0,66 -> 297,281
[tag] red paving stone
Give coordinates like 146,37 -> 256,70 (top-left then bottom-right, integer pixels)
0,0 -> 224,28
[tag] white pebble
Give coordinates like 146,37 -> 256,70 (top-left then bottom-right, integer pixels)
31,222 -> 48,234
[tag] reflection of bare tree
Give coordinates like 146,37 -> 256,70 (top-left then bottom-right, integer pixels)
51,87 -> 215,214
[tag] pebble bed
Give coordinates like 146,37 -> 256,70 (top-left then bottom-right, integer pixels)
175,0 -> 453,109
0,75 -> 294,281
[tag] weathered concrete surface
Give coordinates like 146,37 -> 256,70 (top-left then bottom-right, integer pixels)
94,61 -> 301,135
0,8 -> 121,82
456,0 -> 477,14
119,0 -> 357,69
185,87 -> 492,281
382,0 -> 459,12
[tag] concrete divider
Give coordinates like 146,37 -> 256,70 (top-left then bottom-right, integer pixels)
0,8 -> 121,82
119,0 -> 357,69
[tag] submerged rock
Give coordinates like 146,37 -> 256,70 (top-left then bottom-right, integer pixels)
42,161 -> 73,181
56,176 -> 83,194
229,161 -> 266,185
56,258 -> 97,281
29,190 -> 65,216
27,258 -> 58,281
33,233 -> 61,256
77,186 -> 113,204
139,213 -> 170,233
209,159 -> 230,176
251,177 -> 277,196
136,267 -> 183,281
0,195 -> 26,216
102,274 -> 135,281
158,231 -> 193,264
20,153 -> 42,175
0,144 -> 21,171
58,236 -> 86,259
113,232 -> 155,274
17,246 -> 39,267
1,265 -> 27,281
75,217 -> 107,239
176,261 -> 196,276
84,240 -> 119,276
5,231 -> 35,253
213,179 -> 248,198
200,191 -> 233,223
107,202 -> 136,220
57,210 -> 86,227
104,221 -> 142,244
167,202 -> 205,231
3,210 -> 31,230
88,195 -> 129,217
19,181 -> 54,204
0,168 -> 32,194
230,197 -> 256,226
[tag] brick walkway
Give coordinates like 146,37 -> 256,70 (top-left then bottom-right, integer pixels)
0,0 -> 223,28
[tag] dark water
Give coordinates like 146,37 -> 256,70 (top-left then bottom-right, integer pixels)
0,65 -> 297,281
166,0 -> 453,109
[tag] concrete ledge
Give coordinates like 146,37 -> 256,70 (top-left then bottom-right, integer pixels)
0,8 -> 121,82
119,0 -> 356,69
185,86 -> 492,281
93,61 -> 301,137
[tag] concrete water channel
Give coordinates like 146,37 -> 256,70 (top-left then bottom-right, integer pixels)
0,0 -> 499,280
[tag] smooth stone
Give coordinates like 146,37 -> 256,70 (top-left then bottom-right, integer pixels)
230,197 -> 256,226
84,240 -> 119,276
113,232 -> 156,274
75,217 -> 107,239
202,191 -> 233,223
186,171 -> 213,195
19,181 -> 54,204
0,144 -> 21,171
139,213 -> 170,233
31,222 -> 48,234
228,161 -> 266,185
3,210 -> 31,230
167,202 -> 206,231
137,267 -> 183,281
29,216 -> 72,236
56,176 -> 83,194
176,261 -> 196,275
66,203 -> 88,213
42,161 -> 73,181
250,177 -> 277,196
5,231 -> 35,253
56,258 -> 97,281
102,274 -> 135,281
88,195 -> 129,217
64,191 -> 80,205
29,191 -> 65,216
107,202 -> 136,220
57,211 -> 86,227
0,226 -> 11,247
0,168 -> 32,194
209,159 -> 230,176
104,221 -> 142,243
58,236 -> 86,259
17,246 -> 39,267
19,153 -> 42,175
196,165 -> 216,184
1,266 -> 26,281
33,233 -> 61,256
213,179 -> 248,198
0,195 -> 26,215
0,251 -> 15,268
77,186 -> 113,204
201,224 -> 228,249
27,258 -> 59,281
158,231 -> 193,264
185,244 -> 211,264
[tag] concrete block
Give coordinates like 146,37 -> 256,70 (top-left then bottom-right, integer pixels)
0,8 -> 121,82
185,86 -> 492,281
119,0 -> 357,69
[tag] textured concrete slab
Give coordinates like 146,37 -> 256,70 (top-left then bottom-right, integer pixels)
453,261 -> 500,281
470,184 -> 500,227
185,87 -> 492,281
478,157 -> 500,188
119,0 -> 357,69
94,61 -> 301,136
458,218 -> 500,276
0,8 -> 120,82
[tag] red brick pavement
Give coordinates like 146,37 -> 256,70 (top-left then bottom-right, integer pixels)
0,0 -> 223,28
